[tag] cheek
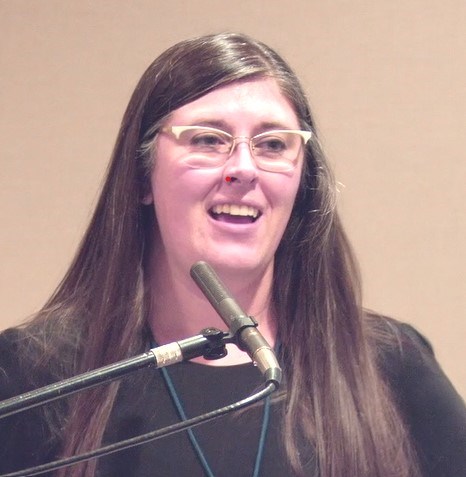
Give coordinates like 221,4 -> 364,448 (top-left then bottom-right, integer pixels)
150,161 -> 221,225
269,169 -> 302,211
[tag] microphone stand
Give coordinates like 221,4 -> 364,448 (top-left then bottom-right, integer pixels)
0,328 -> 231,420
0,329 -> 278,477
0,261 -> 282,476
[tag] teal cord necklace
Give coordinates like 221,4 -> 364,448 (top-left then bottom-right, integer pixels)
159,364 -> 271,477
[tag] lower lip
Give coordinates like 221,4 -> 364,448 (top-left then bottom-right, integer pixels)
208,213 -> 261,231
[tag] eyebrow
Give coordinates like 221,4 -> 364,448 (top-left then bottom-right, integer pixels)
183,119 -> 297,133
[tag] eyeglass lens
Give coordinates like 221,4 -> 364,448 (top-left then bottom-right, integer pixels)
174,127 -> 307,172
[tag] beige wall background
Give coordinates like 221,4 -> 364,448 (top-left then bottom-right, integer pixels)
1,1 -> 464,398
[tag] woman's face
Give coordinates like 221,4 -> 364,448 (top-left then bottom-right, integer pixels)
145,78 -> 304,277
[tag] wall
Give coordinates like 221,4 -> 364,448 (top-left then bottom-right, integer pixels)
0,0 -> 464,397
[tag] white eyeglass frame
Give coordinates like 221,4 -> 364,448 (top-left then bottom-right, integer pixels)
161,125 -> 312,172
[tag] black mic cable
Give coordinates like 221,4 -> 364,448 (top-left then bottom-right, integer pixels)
0,383 -> 275,477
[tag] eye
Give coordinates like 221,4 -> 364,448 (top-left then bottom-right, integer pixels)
253,134 -> 288,155
190,130 -> 230,150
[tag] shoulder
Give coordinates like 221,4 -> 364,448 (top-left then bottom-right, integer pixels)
0,327 -> 64,474
0,327 -> 30,399
0,323 -> 71,399
367,315 -> 436,381
367,313 -> 466,476
367,314 -> 462,404
0,321 -> 82,474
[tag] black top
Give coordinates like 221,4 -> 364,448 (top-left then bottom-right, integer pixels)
0,321 -> 465,477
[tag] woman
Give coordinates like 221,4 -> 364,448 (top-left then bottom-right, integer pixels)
0,33 -> 465,477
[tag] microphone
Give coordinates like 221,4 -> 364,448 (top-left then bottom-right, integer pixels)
190,261 -> 282,386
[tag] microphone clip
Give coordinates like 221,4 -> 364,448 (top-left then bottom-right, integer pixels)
198,327 -> 231,360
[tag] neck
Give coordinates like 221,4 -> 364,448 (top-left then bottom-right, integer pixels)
147,253 -> 276,366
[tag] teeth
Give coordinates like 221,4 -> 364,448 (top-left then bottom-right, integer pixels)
212,204 -> 259,218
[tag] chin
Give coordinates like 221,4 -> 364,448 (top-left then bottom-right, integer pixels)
197,252 -> 270,275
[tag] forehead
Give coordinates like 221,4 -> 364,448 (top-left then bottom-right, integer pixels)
166,78 -> 300,130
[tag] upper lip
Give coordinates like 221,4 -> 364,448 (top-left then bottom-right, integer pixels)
209,202 -> 262,219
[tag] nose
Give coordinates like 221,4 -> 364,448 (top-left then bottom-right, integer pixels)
223,139 -> 258,185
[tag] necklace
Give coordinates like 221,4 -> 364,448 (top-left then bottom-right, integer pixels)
159,364 -> 271,477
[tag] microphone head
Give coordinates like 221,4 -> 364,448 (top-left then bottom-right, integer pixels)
190,261 -> 231,308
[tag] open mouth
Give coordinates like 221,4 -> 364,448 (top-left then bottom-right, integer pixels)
209,204 -> 261,224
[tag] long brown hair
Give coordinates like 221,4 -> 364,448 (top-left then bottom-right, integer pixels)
17,33 -> 419,476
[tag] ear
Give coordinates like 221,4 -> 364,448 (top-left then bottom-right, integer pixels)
140,177 -> 154,204
141,192 -> 153,205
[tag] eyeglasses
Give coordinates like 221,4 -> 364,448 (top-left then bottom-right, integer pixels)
161,125 -> 312,173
